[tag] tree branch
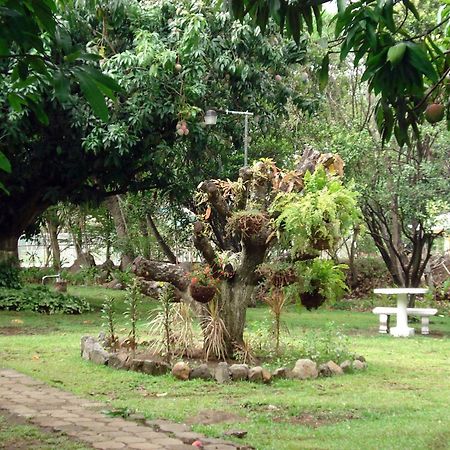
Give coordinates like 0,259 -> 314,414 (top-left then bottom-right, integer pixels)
132,256 -> 189,291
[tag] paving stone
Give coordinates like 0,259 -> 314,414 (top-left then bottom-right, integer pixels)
174,431 -> 204,444
92,441 -> 126,449
152,437 -> 185,446
166,445 -> 198,450
127,444 -> 161,450
135,430 -> 165,439
115,436 -> 149,444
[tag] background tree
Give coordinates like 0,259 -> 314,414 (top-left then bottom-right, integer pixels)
0,0 -> 312,263
228,0 -> 450,142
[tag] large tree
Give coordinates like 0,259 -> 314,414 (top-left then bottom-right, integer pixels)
0,0 -> 310,261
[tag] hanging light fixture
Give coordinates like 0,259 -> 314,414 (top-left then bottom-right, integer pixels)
204,109 -> 218,125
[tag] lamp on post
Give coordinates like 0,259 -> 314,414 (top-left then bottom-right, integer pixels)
204,108 -> 254,166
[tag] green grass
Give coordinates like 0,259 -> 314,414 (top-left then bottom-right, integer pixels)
0,286 -> 449,450
0,414 -> 90,449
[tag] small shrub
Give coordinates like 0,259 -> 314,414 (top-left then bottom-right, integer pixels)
299,322 -> 352,364
20,267 -> 55,284
202,298 -> 228,361
101,296 -> 118,346
148,285 -> 176,362
0,259 -> 22,289
124,279 -> 142,351
62,267 -> 102,285
0,285 -> 91,314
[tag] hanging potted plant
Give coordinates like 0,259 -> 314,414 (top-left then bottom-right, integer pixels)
296,259 -> 348,310
189,265 -> 217,303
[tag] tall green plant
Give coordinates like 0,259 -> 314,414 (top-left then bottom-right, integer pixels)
124,280 -> 142,352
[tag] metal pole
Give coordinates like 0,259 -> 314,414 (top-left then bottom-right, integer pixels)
244,113 -> 249,167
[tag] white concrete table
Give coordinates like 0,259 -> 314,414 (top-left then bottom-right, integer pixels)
373,288 -> 428,337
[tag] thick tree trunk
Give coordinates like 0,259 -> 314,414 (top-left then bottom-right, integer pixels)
0,235 -> 19,265
219,279 -> 254,355
47,220 -> 61,270
105,195 -> 135,270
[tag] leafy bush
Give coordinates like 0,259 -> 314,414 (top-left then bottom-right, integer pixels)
62,267 -> 102,285
0,259 -> 22,289
0,285 -> 91,314
20,267 -> 55,284
299,322 -> 352,364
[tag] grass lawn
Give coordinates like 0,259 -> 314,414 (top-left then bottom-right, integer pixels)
0,286 -> 449,450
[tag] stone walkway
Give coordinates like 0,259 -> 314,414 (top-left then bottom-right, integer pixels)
0,369 -> 248,450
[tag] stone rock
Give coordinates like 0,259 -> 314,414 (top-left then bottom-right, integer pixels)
291,359 -> 318,380
190,364 -> 212,380
272,367 -> 288,379
172,361 -> 191,380
54,281 -> 67,292
69,252 -> 96,272
103,279 -> 125,290
142,360 -> 171,376
89,348 -> 110,365
355,355 -> 366,363
340,360 -> 352,373
223,430 -> 247,438
130,359 -> 144,372
108,352 -> 131,370
80,336 -> 96,359
97,332 -> 109,347
352,360 -> 367,370
326,360 -> 344,376
262,368 -> 271,384
318,363 -> 332,377
214,362 -> 230,384
229,364 -> 249,381
248,366 -> 263,382
127,413 -> 146,423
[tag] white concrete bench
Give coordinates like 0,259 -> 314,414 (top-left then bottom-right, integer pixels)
372,307 -> 438,335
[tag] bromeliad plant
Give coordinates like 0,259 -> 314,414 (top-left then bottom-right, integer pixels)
189,265 -> 218,304
292,259 -> 348,310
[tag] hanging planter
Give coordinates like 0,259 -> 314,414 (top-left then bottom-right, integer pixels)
190,282 -> 216,303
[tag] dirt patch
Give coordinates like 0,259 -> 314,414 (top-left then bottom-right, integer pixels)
0,327 -> 59,336
185,410 -> 244,425
274,411 -> 360,428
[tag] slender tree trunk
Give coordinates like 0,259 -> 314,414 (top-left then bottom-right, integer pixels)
105,195 -> 135,270
47,220 -> 61,270
146,213 -> 177,263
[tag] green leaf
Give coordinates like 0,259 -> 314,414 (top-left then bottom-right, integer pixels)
74,68 -> 109,121
53,71 -> 70,103
7,93 -> 25,112
28,100 -> 49,125
406,43 -> 438,82
17,60 -> 29,80
402,0 -> 420,20
337,0 -> 346,16
312,6 -> 322,35
64,50 -> 82,63
0,152 -> 12,173
387,43 -> 406,67
318,54 -> 329,89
